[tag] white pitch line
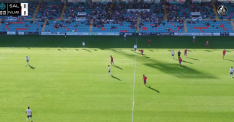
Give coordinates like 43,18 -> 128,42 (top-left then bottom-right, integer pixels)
131,38 -> 137,122
174,66 -> 189,75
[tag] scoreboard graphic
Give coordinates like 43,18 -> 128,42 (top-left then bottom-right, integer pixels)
0,3 -> 28,16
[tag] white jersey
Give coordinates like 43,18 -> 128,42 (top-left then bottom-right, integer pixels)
124,34 -> 126,38
26,57 -> 30,61
82,42 -> 85,46
108,67 -> 111,71
172,51 -> 174,55
26,109 -> 32,115
230,68 -> 233,73
134,45 -> 137,48
193,36 -> 195,39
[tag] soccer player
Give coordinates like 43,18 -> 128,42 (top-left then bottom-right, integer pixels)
110,55 -> 114,65
26,106 -> 32,122
179,57 -> 182,67
82,41 -> 85,48
178,51 -> 181,59
223,49 -> 226,59
171,50 -> 174,59
193,36 -> 195,42
184,48 -> 187,58
26,56 -> 30,66
134,44 -> 137,52
65,32 -> 66,38
230,67 -> 233,78
124,33 -> 126,41
148,39 -> 151,46
143,75 -> 147,86
206,41 -> 209,48
108,65 -> 111,75
139,50 -> 144,56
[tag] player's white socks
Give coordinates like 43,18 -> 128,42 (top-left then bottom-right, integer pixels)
31,118 -> 33,121
27,118 -> 28,122
172,56 -> 174,59
109,72 -> 111,75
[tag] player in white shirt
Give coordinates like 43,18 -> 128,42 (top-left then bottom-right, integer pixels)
230,67 -> 233,78
82,41 -> 85,48
171,50 -> 174,59
134,44 -> 137,52
26,56 -> 30,66
108,65 -> 111,75
26,106 -> 33,122
124,33 -> 126,41
193,36 -> 195,42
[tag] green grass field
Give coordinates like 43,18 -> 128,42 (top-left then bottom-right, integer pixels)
0,35 -> 234,122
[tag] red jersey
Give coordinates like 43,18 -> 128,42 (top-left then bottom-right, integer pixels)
184,49 -> 187,53
223,51 -> 226,54
143,76 -> 147,81
148,39 -> 151,43
179,58 -> 182,62
206,41 -> 209,45
140,50 -> 143,53
111,57 -> 113,60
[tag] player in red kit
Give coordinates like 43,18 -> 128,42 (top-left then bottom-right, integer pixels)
206,41 -> 209,48
179,57 -> 182,66
110,55 -> 114,65
143,75 -> 147,86
184,48 -> 187,58
148,39 -> 151,46
223,49 -> 226,59
139,50 -> 144,56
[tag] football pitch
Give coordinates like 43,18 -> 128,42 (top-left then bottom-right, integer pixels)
0,35 -> 234,122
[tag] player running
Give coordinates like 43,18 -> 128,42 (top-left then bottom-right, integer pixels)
134,44 -> 137,52
223,49 -> 226,59
193,36 -> 195,42
108,65 -> 111,75
230,67 -> 233,78
124,33 -> 126,41
148,39 -> 151,46
179,57 -> 182,67
26,56 -> 30,66
178,51 -> 181,59
139,50 -> 144,56
143,75 -> 147,86
171,50 -> 174,59
206,41 -> 209,48
65,32 -> 66,38
184,48 -> 187,58
110,55 -> 114,65
82,41 -> 85,48
26,107 -> 33,122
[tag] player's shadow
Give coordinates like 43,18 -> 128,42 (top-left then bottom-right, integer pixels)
183,60 -> 193,64
94,49 -> 97,51
111,75 -> 121,81
113,65 -> 123,70
58,49 -> 61,51
149,50 -> 154,52
147,86 -> 160,93
187,50 -> 193,52
143,55 -> 150,58
83,49 -> 91,52
205,50 -> 212,52
76,49 -> 79,51
226,50 -> 231,52
187,57 -> 199,61
224,59 -> 234,62
29,65 -> 35,69
111,49 -> 217,79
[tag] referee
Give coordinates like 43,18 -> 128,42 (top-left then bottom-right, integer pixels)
178,51 -> 181,59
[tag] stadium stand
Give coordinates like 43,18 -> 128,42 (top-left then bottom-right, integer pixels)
1,1 -> 234,33
186,20 -> 233,33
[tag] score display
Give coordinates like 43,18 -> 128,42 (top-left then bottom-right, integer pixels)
0,3 -> 28,16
